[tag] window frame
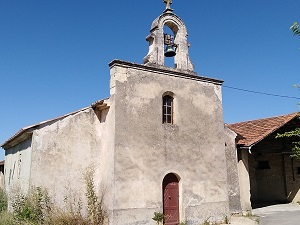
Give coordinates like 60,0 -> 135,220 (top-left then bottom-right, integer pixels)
258,160 -> 270,170
162,95 -> 174,124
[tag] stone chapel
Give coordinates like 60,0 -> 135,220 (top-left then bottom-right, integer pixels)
1,2 -> 242,224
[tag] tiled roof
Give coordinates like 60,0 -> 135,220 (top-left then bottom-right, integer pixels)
228,112 -> 299,147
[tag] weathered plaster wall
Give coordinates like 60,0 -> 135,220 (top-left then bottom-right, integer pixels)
237,149 -> 252,213
224,127 -> 242,213
4,138 -> 32,193
29,106 -> 115,210
110,61 -> 229,225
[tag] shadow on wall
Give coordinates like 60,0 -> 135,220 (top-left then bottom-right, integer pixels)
94,108 -> 109,124
286,157 -> 300,203
250,154 -> 300,209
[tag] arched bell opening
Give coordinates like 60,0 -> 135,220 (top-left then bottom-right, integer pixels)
163,26 -> 176,68
143,11 -> 194,71
163,21 -> 179,68
162,173 -> 180,225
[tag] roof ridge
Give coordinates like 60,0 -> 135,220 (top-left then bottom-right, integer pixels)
228,112 -> 299,147
229,112 -> 298,126
1,98 -> 109,149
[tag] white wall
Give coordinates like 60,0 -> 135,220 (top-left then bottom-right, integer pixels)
29,106 -> 115,209
4,138 -> 32,194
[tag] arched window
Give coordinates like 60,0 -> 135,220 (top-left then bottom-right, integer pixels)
162,95 -> 173,124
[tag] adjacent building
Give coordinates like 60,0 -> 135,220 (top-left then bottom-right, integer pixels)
229,113 -> 300,208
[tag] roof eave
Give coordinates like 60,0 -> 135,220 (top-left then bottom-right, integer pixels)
1,129 -> 34,150
1,98 -> 110,150
245,114 -> 299,147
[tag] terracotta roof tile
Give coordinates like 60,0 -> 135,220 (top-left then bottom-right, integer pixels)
228,112 -> 299,147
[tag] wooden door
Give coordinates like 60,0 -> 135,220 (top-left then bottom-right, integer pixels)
163,173 -> 179,225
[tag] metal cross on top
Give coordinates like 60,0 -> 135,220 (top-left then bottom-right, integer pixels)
163,0 -> 172,10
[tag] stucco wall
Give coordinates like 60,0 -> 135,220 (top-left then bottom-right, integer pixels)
224,127 -> 242,213
110,61 -> 230,225
4,138 -> 32,194
237,149 -> 252,213
29,106 -> 115,209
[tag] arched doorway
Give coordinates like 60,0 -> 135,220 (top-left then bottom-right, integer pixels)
163,173 -> 179,225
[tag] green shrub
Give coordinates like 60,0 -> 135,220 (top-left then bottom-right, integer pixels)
11,186 -> 51,224
152,211 -> 164,225
84,167 -> 108,225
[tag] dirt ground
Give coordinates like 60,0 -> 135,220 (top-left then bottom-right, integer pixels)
252,203 -> 300,225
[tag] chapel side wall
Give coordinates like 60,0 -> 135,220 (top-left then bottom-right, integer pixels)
4,139 -> 32,194
111,64 -> 229,225
29,107 -> 115,210
224,127 -> 242,213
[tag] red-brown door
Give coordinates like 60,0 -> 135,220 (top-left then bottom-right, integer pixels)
163,173 -> 179,225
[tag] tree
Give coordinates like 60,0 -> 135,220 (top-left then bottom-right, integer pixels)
277,24 -> 300,159
290,22 -> 300,36
276,85 -> 300,159
277,127 -> 300,159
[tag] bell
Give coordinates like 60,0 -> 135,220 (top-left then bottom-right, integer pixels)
164,45 -> 176,57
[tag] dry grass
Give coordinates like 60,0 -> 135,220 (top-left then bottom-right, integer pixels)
1,167 -> 108,225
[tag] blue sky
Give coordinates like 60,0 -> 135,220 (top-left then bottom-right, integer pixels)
0,0 -> 299,160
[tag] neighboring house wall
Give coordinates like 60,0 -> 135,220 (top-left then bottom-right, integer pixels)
249,147 -> 300,204
29,106 -> 115,207
237,149 -> 252,213
110,60 -> 231,224
249,153 -> 286,203
284,156 -> 300,202
4,138 -> 32,194
224,127 -> 242,213
247,119 -> 300,204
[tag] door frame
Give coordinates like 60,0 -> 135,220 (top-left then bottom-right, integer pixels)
163,173 -> 180,225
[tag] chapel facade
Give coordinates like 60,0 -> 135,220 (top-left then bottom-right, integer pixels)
1,2 -> 242,224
